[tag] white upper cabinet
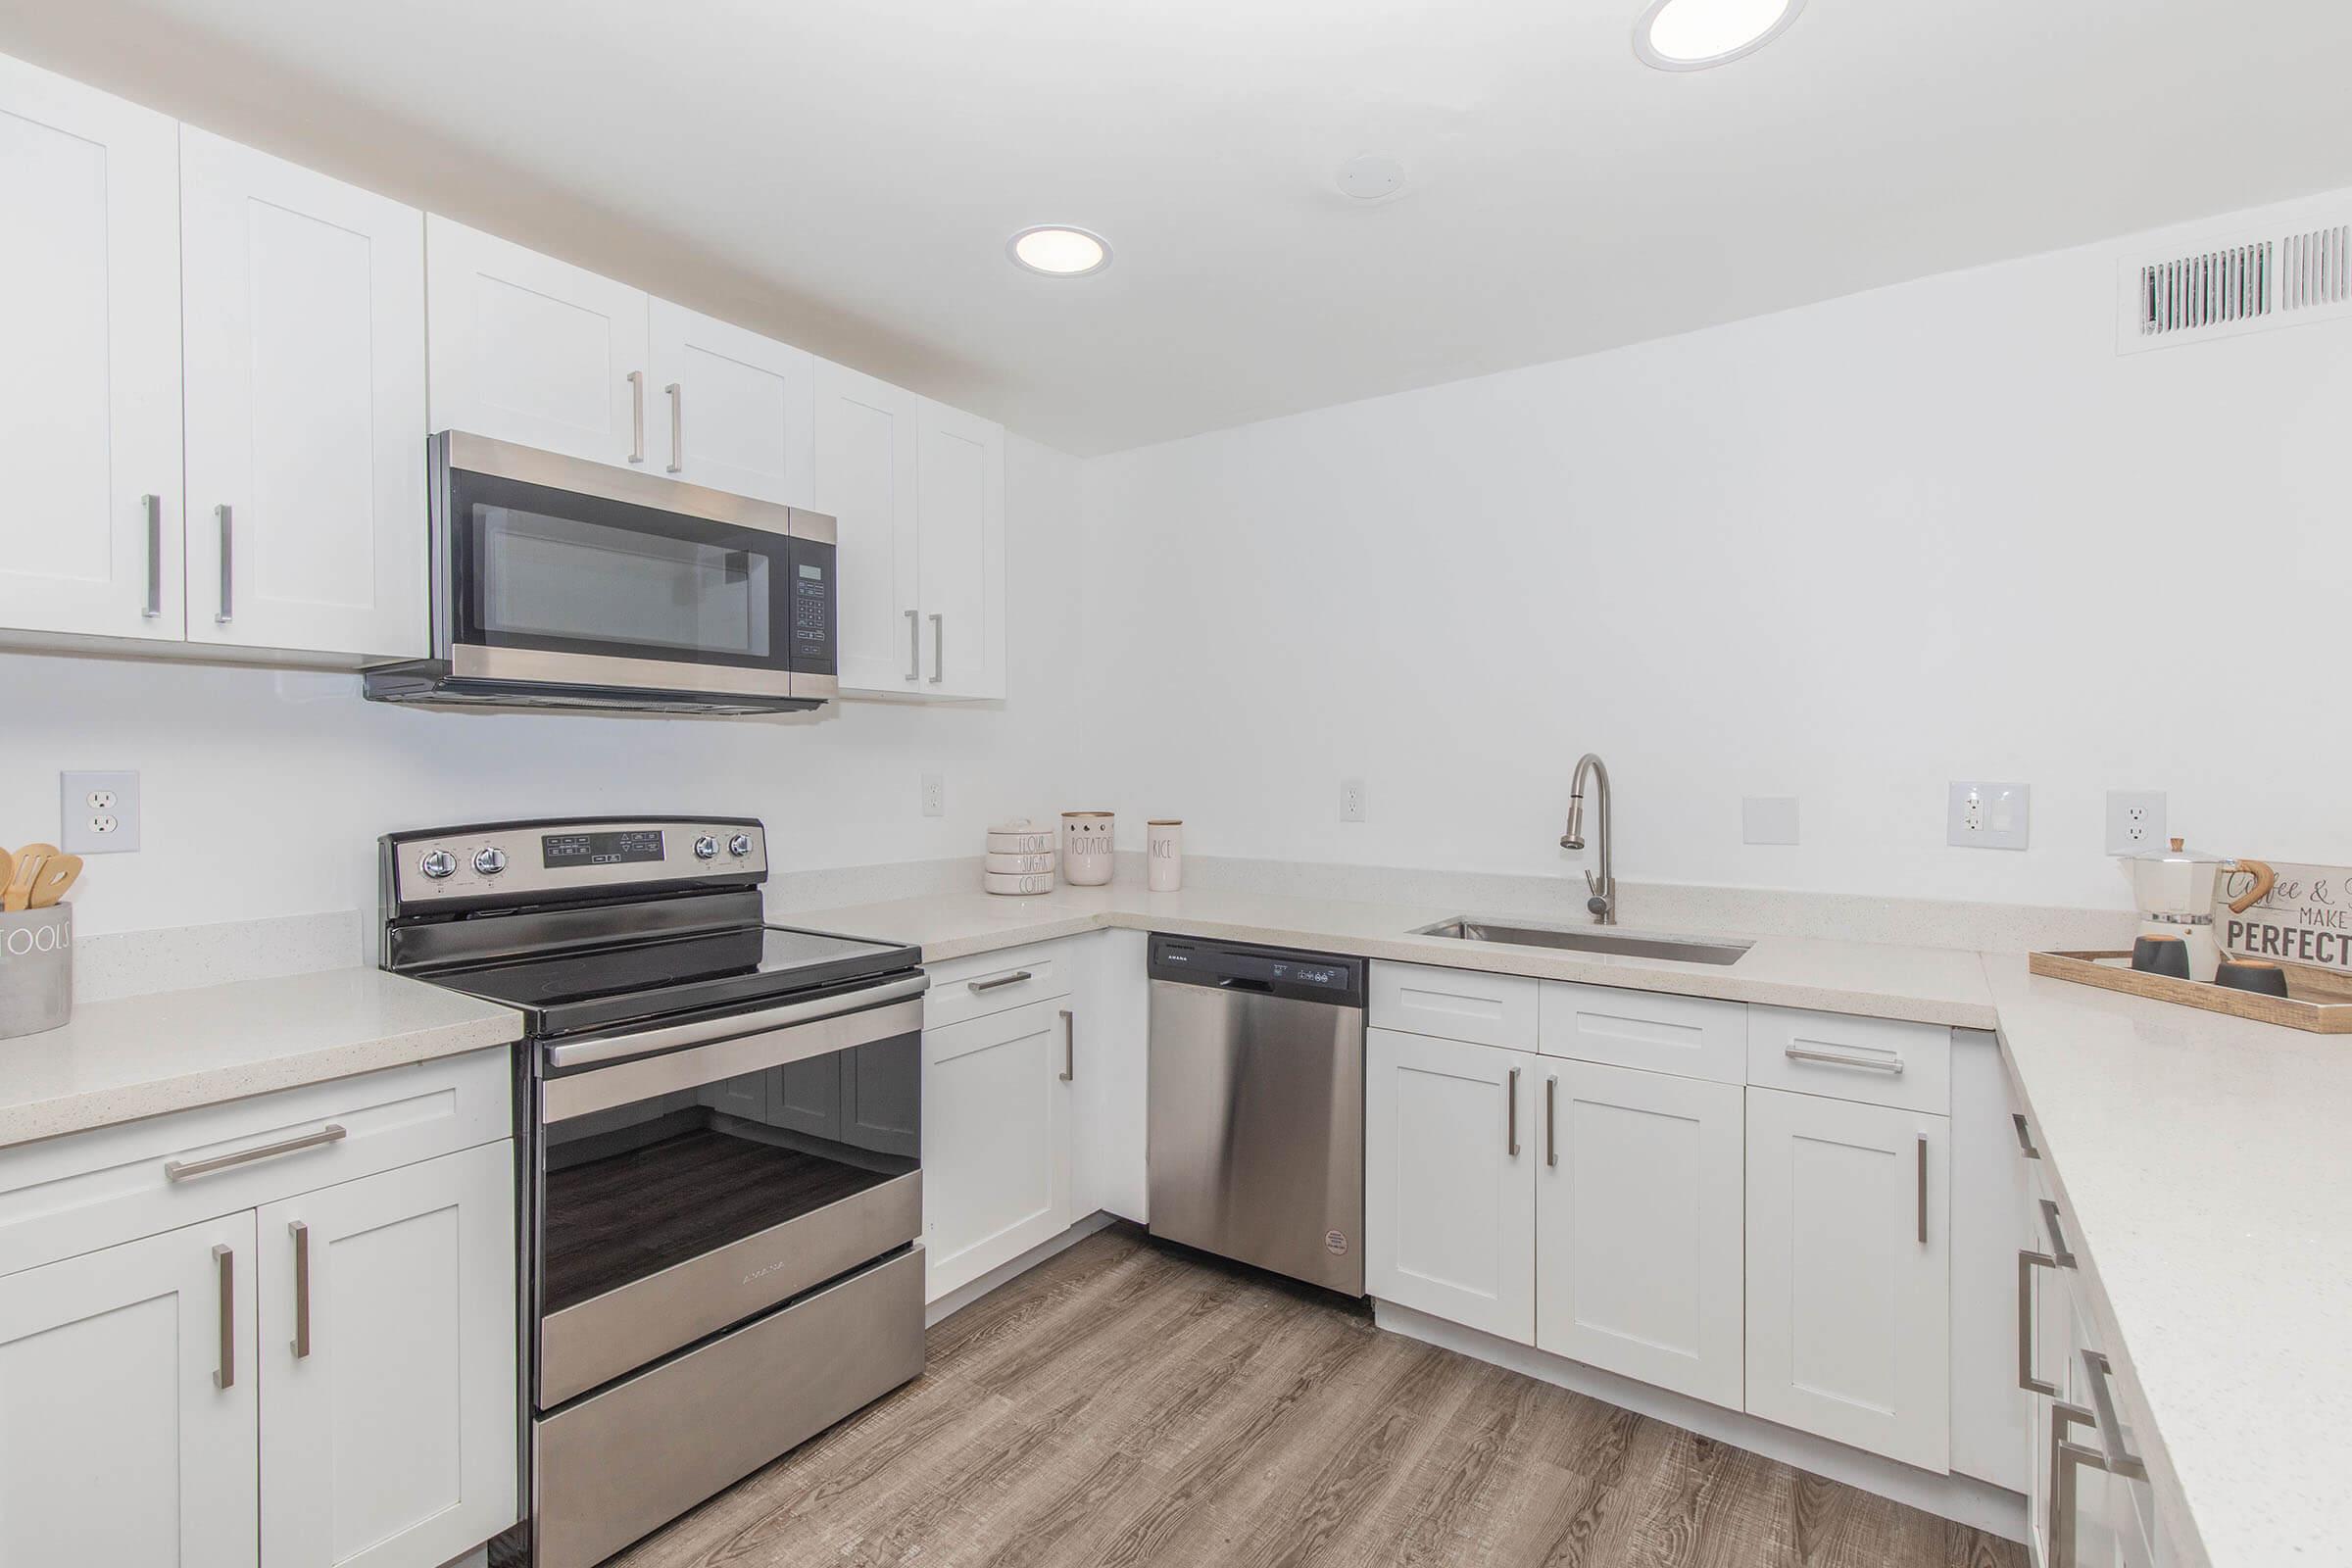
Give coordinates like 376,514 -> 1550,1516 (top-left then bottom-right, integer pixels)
425,217 -> 650,467
647,299 -> 813,506
180,127 -> 427,660
813,358 -> 923,692
0,54 -> 183,642
914,396 -> 1005,700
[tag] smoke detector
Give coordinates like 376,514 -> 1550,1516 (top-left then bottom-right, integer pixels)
1335,155 -> 1406,203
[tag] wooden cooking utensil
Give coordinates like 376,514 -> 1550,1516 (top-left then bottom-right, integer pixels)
1,852 -> 45,914
27,854 -> 82,909
0,849 -> 13,907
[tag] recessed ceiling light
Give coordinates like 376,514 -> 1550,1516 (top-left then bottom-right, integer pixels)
1633,0 -> 1805,71
1007,225 -> 1111,277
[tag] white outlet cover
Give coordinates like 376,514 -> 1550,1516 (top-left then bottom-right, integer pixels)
2104,790 -> 2168,857
1742,796 -> 1800,846
61,769 -> 141,854
920,771 -> 946,818
1339,778 -> 1367,823
1947,780 -> 2030,851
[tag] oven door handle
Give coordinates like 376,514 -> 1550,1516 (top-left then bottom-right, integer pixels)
545,972 -> 931,1070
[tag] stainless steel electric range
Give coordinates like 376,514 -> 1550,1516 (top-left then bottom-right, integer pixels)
379,816 -> 927,1568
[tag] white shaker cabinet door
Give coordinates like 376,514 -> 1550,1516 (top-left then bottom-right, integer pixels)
257,1140 -> 518,1568
1365,1027 -> 1537,1344
811,357 -> 923,695
0,52 -> 183,641
0,1212 -> 259,1568
1534,1060 -> 1744,1409
1744,1087 -> 1951,1471
647,298 -> 813,506
425,217 -> 649,467
180,126 -> 428,659
913,396 -> 1004,699
922,1001 -> 1071,1301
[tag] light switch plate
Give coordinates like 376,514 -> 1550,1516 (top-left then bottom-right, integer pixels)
61,770 -> 141,854
1742,797 -> 1800,846
2104,790 -> 2166,856
1947,780 -> 2029,851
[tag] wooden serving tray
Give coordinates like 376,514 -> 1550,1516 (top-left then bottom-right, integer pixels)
2029,950 -> 2352,1033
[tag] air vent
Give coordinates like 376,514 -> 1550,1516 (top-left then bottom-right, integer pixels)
2120,219 -> 2352,354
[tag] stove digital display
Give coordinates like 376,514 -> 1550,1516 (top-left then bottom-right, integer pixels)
542,829 -> 665,868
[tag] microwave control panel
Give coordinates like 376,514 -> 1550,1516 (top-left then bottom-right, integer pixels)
786,532 -> 836,677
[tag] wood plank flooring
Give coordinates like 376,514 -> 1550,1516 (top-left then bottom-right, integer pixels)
612,1225 -> 2024,1568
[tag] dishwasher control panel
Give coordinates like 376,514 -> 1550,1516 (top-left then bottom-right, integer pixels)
1148,935 -> 1366,1006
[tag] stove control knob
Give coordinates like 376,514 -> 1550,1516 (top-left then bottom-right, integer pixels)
472,847 -> 509,877
694,834 -> 720,860
418,849 -> 458,881
728,832 -> 754,858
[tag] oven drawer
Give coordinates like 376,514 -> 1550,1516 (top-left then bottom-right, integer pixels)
533,1245 -> 924,1568
538,1168 -> 921,1407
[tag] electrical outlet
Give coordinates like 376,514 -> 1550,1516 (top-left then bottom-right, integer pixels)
920,771 -> 945,818
61,770 -> 141,854
1339,778 -> 1367,823
2105,790 -> 2167,856
1946,780 -> 2030,850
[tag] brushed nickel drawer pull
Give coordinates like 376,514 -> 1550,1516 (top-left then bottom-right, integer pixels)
2017,1250 -> 2057,1396
2012,1111 -> 2040,1158
1506,1067 -> 1520,1157
2050,1401 -> 2106,1568
1784,1045 -> 1904,1075
627,370 -> 646,463
2040,1198 -> 2078,1268
966,970 -> 1033,994
166,1124 -> 347,1182
213,1244 -> 235,1390
1059,1008 -> 1075,1083
214,504 -> 234,624
2081,1349 -> 2149,1480
1544,1075 -> 1558,1168
929,612 -> 945,685
141,494 -> 163,617
664,381 -> 683,473
290,1220 -> 313,1359
906,610 -> 920,680
1916,1133 -> 1928,1244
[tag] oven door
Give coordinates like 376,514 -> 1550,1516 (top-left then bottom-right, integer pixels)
431,431 -> 834,705
532,974 -> 923,1409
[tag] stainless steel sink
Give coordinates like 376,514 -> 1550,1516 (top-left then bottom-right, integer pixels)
1414,916 -> 1752,966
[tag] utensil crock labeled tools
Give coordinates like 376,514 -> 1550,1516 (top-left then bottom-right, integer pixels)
1060,811 -> 1114,887
1148,820 -> 1184,892
0,906 -> 73,1039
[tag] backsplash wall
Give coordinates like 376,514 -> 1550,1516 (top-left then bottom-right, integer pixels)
1,435 -> 1101,938
1078,187 -> 2352,910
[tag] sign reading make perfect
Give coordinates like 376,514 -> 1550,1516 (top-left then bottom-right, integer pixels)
2223,862 -> 2352,972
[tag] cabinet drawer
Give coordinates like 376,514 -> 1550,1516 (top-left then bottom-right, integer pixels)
0,1045 -> 512,1277
1370,961 -> 1539,1051
1746,1006 -> 1949,1113
923,940 -> 1073,1029
1538,980 -> 1746,1082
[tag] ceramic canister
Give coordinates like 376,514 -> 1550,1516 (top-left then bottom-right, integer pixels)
984,851 -> 1057,876
0,906 -> 73,1040
986,818 -> 1056,856
1061,811 -> 1115,887
1148,819 -> 1183,892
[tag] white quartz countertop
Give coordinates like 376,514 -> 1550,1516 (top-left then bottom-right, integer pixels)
1987,957 -> 2351,1568
0,967 -> 523,1149
788,879 -> 2002,1027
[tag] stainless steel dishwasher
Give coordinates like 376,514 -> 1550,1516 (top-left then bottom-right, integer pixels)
1147,934 -> 1366,1296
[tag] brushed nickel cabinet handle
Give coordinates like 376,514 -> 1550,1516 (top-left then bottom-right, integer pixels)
1506,1067 -> 1520,1157
906,610 -> 920,680
214,505 -> 233,623
2049,1401 -> 2106,1568
2081,1349 -> 2149,1480
290,1220 -> 312,1359
1916,1133 -> 1928,1245
1784,1046 -> 1903,1075
2017,1250 -> 2057,1396
929,612 -> 944,685
665,381 -> 683,473
1544,1075 -> 1557,1168
2040,1198 -> 2077,1268
141,494 -> 162,617
2012,1111 -> 2040,1158
213,1244 -> 235,1390
627,370 -> 646,463
1059,1008 -> 1075,1083
967,970 -> 1032,993
166,1124 -> 347,1182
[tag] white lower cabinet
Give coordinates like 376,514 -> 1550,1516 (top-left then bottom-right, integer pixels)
1534,1060 -> 1744,1408
923,998 -> 1073,1299
1744,1086 -> 1950,1471
257,1140 -> 517,1568
1365,1027 -> 1536,1342
0,1212 -> 259,1568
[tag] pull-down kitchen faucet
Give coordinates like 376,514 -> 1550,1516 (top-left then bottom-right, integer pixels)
1559,753 -> 1615,925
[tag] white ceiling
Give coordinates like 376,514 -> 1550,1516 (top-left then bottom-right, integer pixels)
8,0 -> 2352,455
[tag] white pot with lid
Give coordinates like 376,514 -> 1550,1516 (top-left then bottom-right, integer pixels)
2129,837 -> 2277,982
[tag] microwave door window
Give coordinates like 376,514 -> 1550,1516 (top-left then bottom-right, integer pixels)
478,506 -> 772,659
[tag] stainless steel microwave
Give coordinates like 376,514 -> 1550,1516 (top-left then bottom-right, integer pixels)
364,432 -> 836,714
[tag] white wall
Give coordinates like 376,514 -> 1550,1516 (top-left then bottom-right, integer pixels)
3,435 -> 1088,937
1080,189 -> 2352,910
